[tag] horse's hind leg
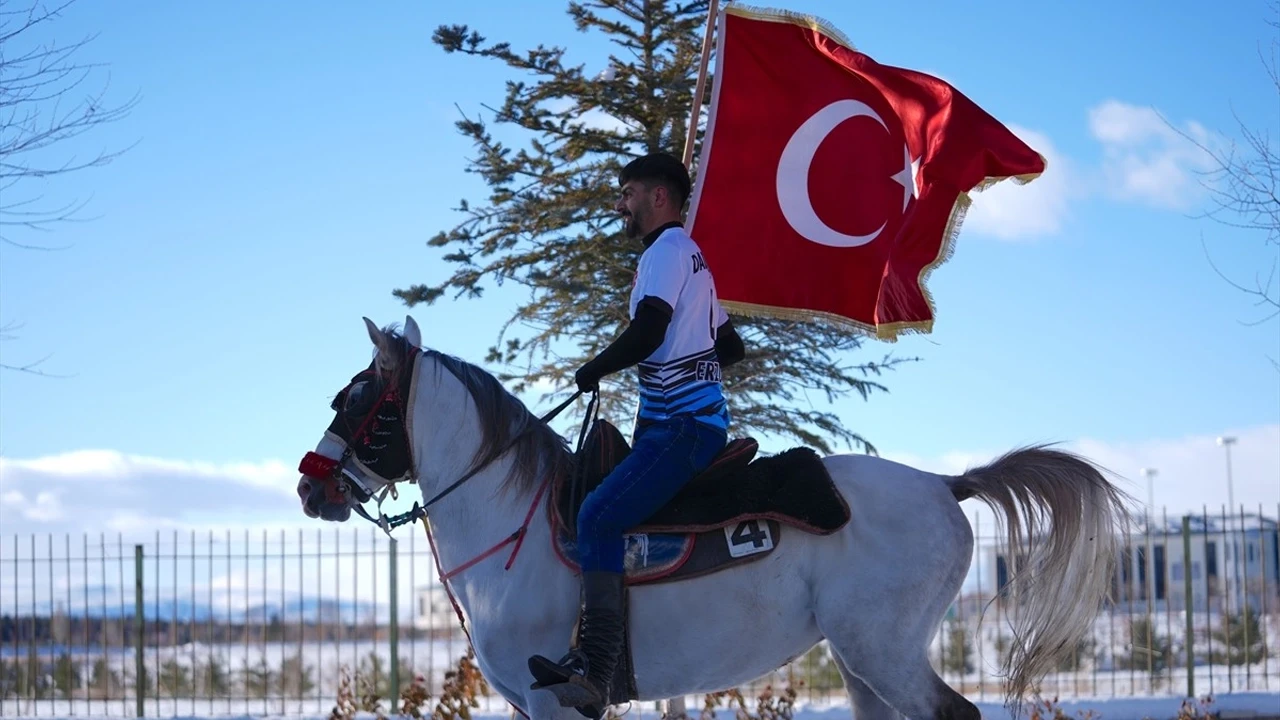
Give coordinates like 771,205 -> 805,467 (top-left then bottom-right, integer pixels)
816,524 -> 979,719
831,651 -> 902,720
831,642 -> 977,720
820,609 -> 980,720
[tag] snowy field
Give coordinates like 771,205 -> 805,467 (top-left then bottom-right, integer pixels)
0,692 -> 1278,720
1,633 -> 1277,720
6,608 -> 1276,707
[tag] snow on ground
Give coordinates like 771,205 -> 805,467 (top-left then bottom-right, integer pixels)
3,630 -> 1277,720
0,693 -> 1278,720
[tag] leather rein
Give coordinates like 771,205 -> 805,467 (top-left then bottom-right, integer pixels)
299,379 -> 595,536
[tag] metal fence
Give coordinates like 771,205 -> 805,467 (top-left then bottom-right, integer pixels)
1,504 -> 1276,718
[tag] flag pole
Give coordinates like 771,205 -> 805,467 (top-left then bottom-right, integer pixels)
682,0 -> 721,169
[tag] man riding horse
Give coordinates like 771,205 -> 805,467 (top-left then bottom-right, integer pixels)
527,152 -> 746,713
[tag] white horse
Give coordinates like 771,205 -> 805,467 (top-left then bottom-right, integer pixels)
296,316 -> 1133,720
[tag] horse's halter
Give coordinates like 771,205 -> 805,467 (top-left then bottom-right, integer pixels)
298,348 -> 588,535
298,357 -> 416,529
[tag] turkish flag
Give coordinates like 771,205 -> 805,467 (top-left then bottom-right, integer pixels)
686,5 -> 1046,340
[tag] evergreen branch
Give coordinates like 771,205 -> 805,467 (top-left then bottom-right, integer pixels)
399,0 -> 914,452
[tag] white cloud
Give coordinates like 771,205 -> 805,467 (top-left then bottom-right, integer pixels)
0,450 -> 310,540
0,447 -> 435,615
9,449 -> 295,493
962,124 -> 1071,241
951,99 -> 1229,241
5,421 -> 1273,545
26,491 -> 63,521
1070,425 -> 1280,517
1087,99 -> 1219,210
0,487 -> 63,521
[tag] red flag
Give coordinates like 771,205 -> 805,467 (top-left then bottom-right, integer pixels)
686,5 -> 1046,340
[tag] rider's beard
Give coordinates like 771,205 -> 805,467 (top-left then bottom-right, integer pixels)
624,208 -> 644,238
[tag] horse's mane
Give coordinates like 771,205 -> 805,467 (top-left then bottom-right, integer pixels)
379,325 -> 576,496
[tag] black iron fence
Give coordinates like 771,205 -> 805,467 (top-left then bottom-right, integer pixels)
1,504 -> 1276,717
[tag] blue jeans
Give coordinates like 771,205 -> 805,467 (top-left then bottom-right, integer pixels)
576,414 -> 727,573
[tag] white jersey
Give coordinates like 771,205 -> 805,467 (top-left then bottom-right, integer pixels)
629,224 -> 730,432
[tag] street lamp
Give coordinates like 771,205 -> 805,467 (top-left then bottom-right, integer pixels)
1216,436 -> 1239,612
1141,467 -> 1158,524
1140,467 -> 1158,649
1217,436 -> 1236,516
1140,466 -> 1158,603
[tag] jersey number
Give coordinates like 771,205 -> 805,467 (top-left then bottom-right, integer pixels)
724,520 -> 774,557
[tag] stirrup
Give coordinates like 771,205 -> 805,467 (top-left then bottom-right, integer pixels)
529,650 -> 609,710
528,649 -> 588,690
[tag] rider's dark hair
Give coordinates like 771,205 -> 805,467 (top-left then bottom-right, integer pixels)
619,152 -> 692,209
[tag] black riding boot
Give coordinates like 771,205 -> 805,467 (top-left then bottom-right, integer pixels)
528,571 -> 626,716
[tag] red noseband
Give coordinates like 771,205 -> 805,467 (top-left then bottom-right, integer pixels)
299,451 -> 340,478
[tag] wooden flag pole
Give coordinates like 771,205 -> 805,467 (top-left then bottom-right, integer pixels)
682,0 -> 721,169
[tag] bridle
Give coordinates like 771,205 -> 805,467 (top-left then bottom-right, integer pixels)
297,359 -> 414,527
298,354 -> 593,536
297,337 -> 600,720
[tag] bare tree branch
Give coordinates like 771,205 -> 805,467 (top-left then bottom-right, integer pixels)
0,355 -> 74,377
1199,233 -> 1280,325
1,0 -> 138,375
0,0 -> 139,248
1181,2 -> 1280,368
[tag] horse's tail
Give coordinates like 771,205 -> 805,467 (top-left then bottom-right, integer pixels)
947,444 -> 1134,710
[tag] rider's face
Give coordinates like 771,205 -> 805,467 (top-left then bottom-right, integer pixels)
615,180 -> 656,239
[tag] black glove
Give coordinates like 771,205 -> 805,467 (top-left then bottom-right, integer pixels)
574,361 -> 602,393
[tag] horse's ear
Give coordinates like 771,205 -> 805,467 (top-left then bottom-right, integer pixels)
364,316 -> 398,377
363,317 -> 385,351
404,315 -> 422,348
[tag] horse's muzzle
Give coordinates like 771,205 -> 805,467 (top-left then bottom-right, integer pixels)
299,474 -> 353,522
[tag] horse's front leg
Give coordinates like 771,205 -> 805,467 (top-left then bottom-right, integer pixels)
661,695 -> 689,720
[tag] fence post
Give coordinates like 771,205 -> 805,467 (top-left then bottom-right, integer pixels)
1182,516 -> 1194,699
134,544 -> 145,718
389,538 -> 400,713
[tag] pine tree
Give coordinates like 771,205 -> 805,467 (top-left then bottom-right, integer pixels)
940,620 -> 974,675
1118,617 -> 1171,673
159,657 -> 193,697
277,653 -> 316,697
54,651 -> 81,697
396,1 -> 915,453
199,655 -> 231,697
1210,605 -> 1270,666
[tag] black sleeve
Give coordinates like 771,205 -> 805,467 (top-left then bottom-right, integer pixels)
580,302 -> 671,380
715,317 -> 745,367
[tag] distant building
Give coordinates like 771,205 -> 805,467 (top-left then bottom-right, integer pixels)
413,584 -> 463,634
976,511 -> 1279,615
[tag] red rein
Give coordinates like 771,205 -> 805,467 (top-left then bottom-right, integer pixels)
297,449 -> 549,581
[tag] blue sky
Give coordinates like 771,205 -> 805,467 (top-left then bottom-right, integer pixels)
1,0 -> 1277,547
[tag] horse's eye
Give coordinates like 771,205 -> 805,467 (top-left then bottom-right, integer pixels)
344,381 -> 375,414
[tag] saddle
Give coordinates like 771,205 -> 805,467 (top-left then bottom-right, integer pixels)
547,416 -> 852,707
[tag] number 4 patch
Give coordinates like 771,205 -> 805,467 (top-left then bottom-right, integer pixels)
724,519 -> 774,557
